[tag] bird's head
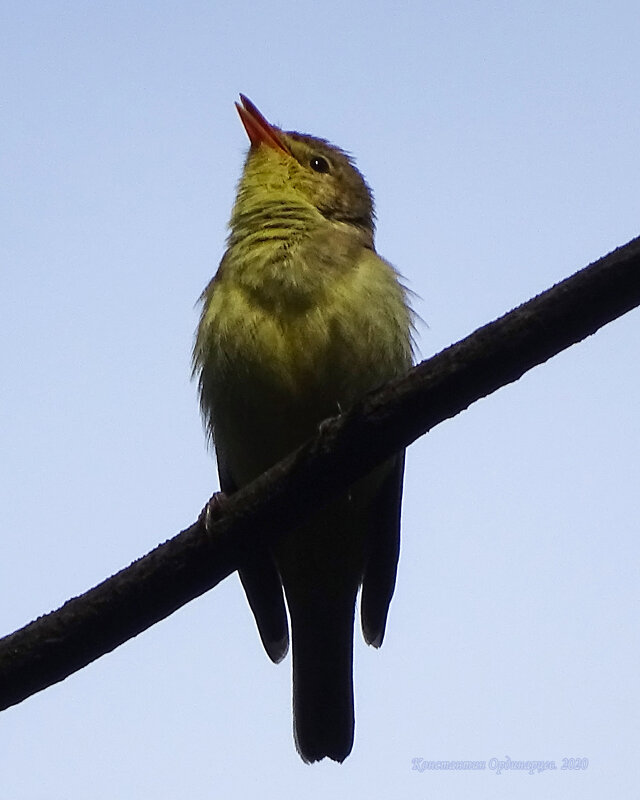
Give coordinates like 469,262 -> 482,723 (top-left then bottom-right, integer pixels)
234,95 -> 375,241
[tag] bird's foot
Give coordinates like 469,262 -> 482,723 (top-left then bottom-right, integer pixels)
198,491 -> 227,533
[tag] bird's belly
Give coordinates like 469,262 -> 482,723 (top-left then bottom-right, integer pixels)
210,303 -> 386,488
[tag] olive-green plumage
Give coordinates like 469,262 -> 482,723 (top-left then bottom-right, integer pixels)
193,96 -> 413,762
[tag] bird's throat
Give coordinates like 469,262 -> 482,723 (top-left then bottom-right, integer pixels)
226,201 -> 351,315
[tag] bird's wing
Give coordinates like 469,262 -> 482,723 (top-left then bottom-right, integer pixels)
360,451 -> 405,647
217,453 -> 290,663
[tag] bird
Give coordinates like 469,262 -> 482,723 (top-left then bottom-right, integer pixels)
192,95 -> 413,762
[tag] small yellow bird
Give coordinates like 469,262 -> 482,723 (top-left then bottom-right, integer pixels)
193,95 -> 413,762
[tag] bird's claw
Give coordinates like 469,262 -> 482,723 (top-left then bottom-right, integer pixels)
199,491 -> 227,533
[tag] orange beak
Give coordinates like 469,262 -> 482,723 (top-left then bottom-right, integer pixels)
235,94 -> 290,155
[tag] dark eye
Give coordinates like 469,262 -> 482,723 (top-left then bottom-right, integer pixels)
310,156 -> 330,173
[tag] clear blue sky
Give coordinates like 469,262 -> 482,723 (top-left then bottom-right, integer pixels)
1,2 -> 638,798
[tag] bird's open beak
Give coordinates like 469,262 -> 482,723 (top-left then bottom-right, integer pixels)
235,94 -> 290,155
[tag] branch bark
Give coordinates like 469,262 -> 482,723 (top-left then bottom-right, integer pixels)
1,234 -> 639,712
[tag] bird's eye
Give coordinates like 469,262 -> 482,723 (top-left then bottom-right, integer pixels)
310,156 -> 330,174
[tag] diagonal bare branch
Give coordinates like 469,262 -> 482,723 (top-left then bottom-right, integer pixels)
0,234 -> 638,712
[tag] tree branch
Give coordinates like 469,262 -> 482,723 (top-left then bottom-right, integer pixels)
1,234 -> 639,712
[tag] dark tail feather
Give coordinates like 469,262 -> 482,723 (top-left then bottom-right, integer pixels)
290,591 -> 357,763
